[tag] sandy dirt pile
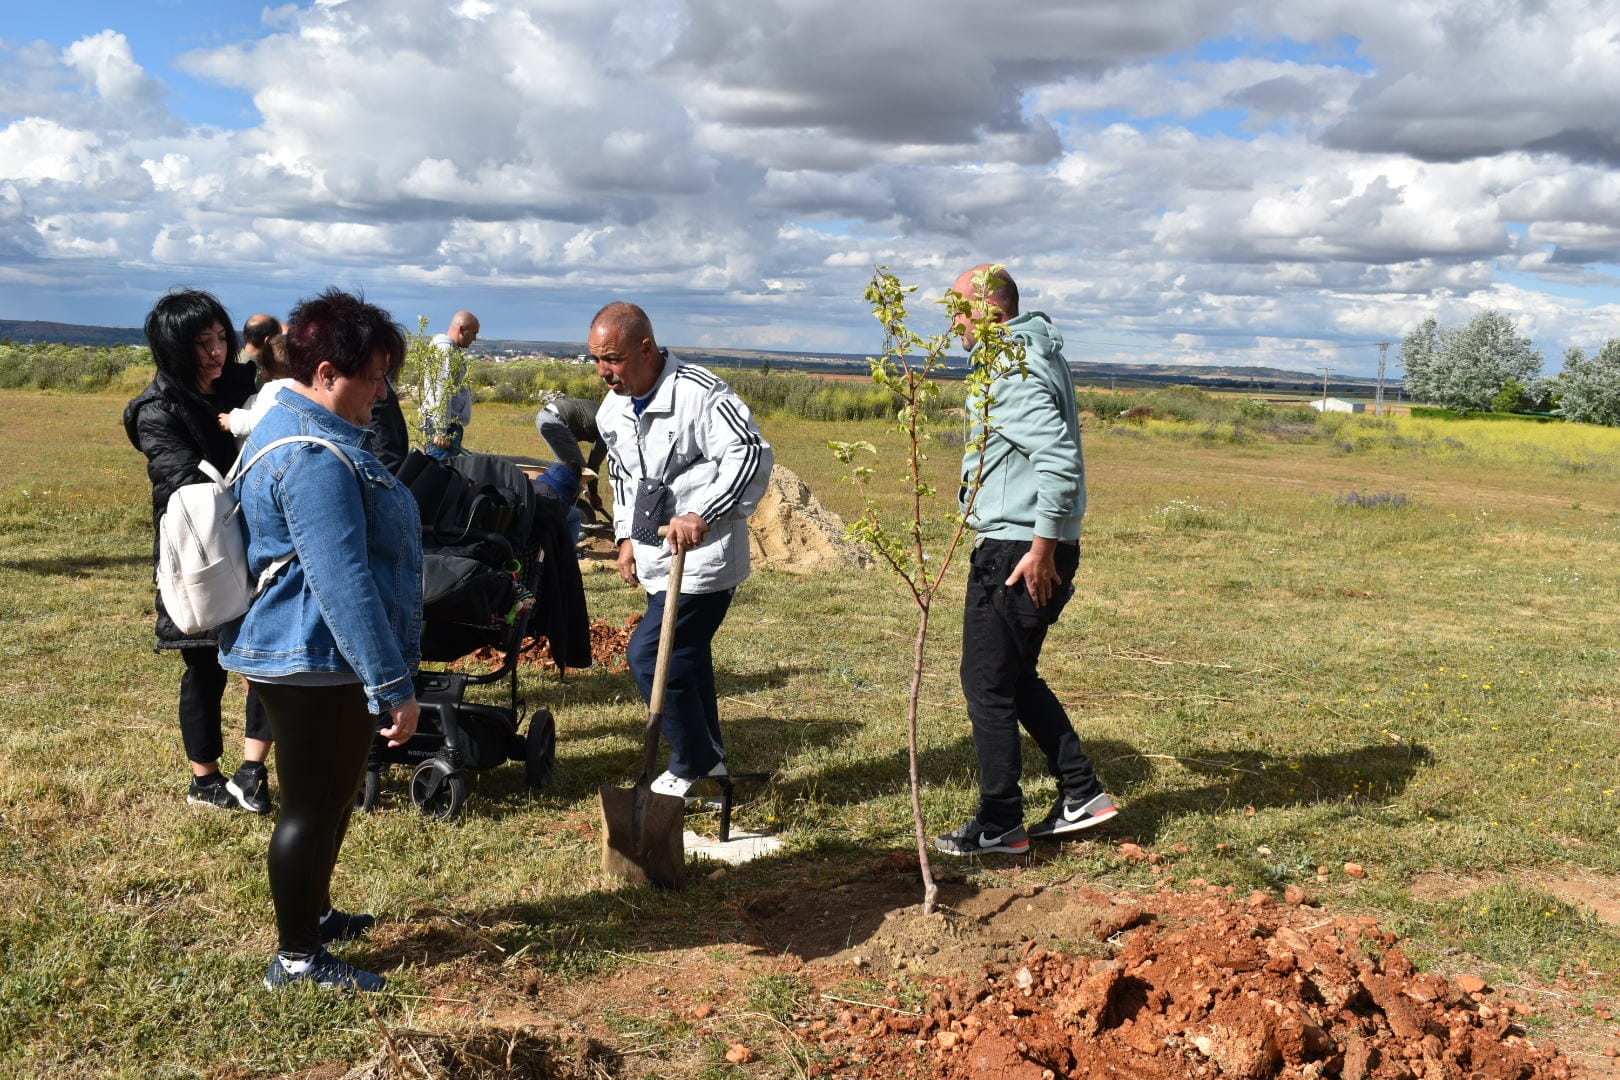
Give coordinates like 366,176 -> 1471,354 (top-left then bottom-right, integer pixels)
747,464 -> 873,573
807,885 -> 1573,1080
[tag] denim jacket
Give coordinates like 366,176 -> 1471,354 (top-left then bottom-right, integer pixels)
217,388 -> 423,714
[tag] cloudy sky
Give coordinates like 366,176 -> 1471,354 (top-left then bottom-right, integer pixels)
4,0 -> 1620,374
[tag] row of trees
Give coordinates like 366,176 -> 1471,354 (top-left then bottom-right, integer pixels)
1399,311 -> 1620,425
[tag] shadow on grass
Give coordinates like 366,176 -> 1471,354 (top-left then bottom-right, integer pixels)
2,552 -> 149,575
362,740 -> 1434,974
527,663 -> 808,730
1093,739 -> 1436,843
371,843 -> 976,974
389,718 -> 1433,838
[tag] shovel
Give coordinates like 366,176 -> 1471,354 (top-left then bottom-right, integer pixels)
599,541 -> 687,889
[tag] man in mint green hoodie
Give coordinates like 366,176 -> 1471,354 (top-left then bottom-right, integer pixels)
933,265 -> 1118,857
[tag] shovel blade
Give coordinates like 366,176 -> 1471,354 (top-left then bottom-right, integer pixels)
599,783 -> 686,889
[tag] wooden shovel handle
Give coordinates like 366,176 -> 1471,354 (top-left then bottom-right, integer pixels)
639,535 -> 685,784
648,541 -> 685,718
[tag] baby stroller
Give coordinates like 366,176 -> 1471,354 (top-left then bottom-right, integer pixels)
356,450 -> 558,820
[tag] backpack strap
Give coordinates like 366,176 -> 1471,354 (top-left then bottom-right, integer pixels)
227,435 -> 357,484
226,435 -> 361,597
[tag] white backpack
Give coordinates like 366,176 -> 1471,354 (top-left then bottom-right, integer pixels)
157,436 -> 356,635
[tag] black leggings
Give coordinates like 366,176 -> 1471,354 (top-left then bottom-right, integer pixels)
179,647 -> 271,766
253,681 -> 374,957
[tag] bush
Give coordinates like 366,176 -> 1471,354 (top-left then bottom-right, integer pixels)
721,368 -> 959,422
0,342 -> 150,391
1410,406 -> 1556,423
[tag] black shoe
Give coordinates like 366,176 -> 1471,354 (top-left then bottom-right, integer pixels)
226,763 -> 273,815
319,909 -> 375,945
931,819 -> 1030,856
1027,792 -> 1119,840
186,774 -> 236,810
263,949 -> 385,992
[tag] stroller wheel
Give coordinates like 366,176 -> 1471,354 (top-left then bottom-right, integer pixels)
525,708 -> 556,788
410,761 -> 467,821
355,767 -> 381,812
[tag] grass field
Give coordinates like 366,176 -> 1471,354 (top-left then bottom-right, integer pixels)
1,388 -> 1618,1076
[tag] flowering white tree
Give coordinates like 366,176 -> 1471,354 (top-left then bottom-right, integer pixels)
1554,341 -> 1620,426
1400,311 -> 1543,412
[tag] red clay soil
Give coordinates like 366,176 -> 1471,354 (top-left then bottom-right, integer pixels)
461,616 -> 639,674
805,886 -> 1575,1080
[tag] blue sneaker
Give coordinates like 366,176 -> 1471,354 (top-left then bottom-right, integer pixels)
319,909 -> 375,945
931,818 -> 1030,856
263,949 -> 385,991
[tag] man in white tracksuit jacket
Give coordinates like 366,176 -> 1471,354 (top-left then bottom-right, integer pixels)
591,302 -> 773,798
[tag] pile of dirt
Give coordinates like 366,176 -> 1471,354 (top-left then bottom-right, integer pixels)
460,616 -> 638,674
803,884 -> 1575,1079
748,464 -> 873,573
570,464 -> 872,574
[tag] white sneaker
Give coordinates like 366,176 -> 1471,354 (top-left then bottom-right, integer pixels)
649,770 -> 692,798
648,762 -> 728,800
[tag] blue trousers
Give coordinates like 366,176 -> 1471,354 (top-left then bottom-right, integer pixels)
626,587 -> 733,779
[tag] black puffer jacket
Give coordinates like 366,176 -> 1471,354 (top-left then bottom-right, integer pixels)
123,363 -> 260,647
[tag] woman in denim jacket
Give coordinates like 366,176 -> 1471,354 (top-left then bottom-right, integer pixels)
218,288 -> 422,992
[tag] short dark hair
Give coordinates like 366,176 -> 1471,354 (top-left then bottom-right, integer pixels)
243,314 -> 282,350
981,267 -> 1019,319
144,290 -> 238,385
283,288 -> 405,385
590,301 -> 655,345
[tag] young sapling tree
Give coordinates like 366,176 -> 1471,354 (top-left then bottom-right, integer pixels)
831,266 -> 1023,913
400,315 -> 472,451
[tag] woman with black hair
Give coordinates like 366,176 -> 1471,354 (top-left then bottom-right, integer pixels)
123,289 -> 275,813
218,287 -> 421,991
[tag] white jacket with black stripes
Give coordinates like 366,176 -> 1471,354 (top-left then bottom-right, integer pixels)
596,354 -> 773,594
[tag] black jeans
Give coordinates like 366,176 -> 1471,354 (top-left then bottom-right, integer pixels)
960,538 -> 1099,831
626,587 -> 733,779
179,647 -> 270,766
254,681 -> 374,958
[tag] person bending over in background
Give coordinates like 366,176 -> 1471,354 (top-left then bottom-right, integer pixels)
218,288 -> 422,991
535,390 -> 609,549
593,302 -> 772,799
123,289 -> 275,814
535,391 -> 608,514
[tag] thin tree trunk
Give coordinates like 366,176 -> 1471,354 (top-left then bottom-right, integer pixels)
908,599 -> 939,914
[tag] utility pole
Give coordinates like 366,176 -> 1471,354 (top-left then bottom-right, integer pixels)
1374,342 -> 1390,417
1318,365 -> 1331,405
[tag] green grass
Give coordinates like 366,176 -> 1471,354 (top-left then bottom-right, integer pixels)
1,390 -> 1618,1075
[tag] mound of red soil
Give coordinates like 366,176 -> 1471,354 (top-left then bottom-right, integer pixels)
810,888 -> 1572,1080
459,616 -> 639,674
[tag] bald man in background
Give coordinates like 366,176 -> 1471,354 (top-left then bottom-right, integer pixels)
423,310 -> 479,459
